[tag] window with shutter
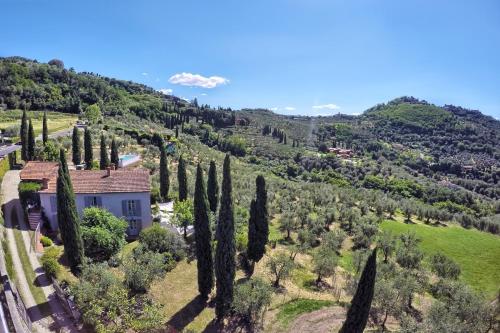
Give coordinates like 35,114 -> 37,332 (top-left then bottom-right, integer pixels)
127,200 -> 137,216
84,196 -> 102,208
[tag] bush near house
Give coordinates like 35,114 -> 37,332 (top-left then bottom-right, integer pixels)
40,235 -> 53,247
40,246 -> 61,279
80,207 -> 128,262
138,224 -> 186,261
18,181 -> 41,208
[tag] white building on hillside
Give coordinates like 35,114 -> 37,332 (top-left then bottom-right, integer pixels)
20,162 -> 152,238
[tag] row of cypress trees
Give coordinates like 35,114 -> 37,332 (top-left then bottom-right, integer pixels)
179,153 -> 269,321
71,127 -> 120,170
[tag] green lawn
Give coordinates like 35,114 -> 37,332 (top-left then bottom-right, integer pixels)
0,110 -> 77,137
381,220 -> 500,298
275,298 -> 334,325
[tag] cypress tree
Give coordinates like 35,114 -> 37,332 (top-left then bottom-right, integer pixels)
27,118 -> 35,161
339,248 -> 377,333
42,111 -> 48,145
110,137 -> 119,168
159,143 -> 170,201
20,110 -> 28,161
56,149 -> 85,273
175,126 -> 179,138
247,175 -> 269,263
84,127 -> 93,169
72,126 -> 81,166
207,160 -> 219,213
215,154 -> 236,320
194,164 -> 214,298
177,155 -> 188,201
99,133 -> 109,170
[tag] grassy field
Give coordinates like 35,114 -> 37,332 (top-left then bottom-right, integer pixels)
149,260 -> 215,332
381,219 -> 500,298
0,110 -> 77,136
275,298 -> 334,326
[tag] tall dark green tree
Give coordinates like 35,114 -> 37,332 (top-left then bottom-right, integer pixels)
159,143 -> 170,201
72,126 -> 81,166
215,154 -> 236,320
177,155 -> 188,201
84,127 -> 93,169
339,248 -> 377,333
207,160 -> 218,213
110,137 -> 119,168
56,149 -> 85,273
20,110 -> 28,161
27,118 -> 35,161
99,133 -> 109,170
193,164 -> 214,298
42,111 -> 48,145
247,175 -> 269,263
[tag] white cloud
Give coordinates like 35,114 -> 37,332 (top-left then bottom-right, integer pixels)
284,106 -> 296,111
158,88 -> 173,95
180,96 -> 190,102
269,107 -> 278,111
141,72 -> 148,76
200,93 -> 208,96
312,103 -> 340,110
168,72 -> 229,88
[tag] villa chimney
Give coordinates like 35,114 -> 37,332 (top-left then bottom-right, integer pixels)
106,166 -> 112,177
42,178 -> 49,190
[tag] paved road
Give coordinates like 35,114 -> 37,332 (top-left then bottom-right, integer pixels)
1,171 -> 78,332
36,127 -> 75,141
0,126 -> 74,159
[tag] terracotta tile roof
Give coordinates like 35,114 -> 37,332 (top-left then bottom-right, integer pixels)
20,162 -> 59,181
39,169 -> 150,194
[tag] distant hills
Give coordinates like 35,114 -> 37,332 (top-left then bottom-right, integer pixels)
1,56 -> 498,169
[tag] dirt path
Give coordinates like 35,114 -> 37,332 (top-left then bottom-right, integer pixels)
287,306 -> 346,333
1,170 -> 78,332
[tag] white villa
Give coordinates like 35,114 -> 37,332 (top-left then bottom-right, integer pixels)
20,162 -> 152,237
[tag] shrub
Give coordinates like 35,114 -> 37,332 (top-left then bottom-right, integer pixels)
81,207 -> 128,262
124,246 -> 174,293
42,257 -> 60,279
41,246 -> 61,279
40,236 -> 53,247
138,224 -> 186,260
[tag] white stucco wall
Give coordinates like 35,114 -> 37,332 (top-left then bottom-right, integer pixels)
40,191 -> 152,237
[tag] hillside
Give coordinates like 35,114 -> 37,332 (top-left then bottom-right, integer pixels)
0,56 -> 499,332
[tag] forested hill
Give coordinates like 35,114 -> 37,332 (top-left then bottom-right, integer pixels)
1,56 -> 499,179
360,96 -> 499,165
0,56 -> 235,127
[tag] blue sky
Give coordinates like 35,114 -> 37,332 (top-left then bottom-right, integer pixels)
1,0 -> 500,117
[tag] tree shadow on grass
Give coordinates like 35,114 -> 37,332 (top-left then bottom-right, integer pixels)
166,295 -> 207,332
202,319 -> 223,333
